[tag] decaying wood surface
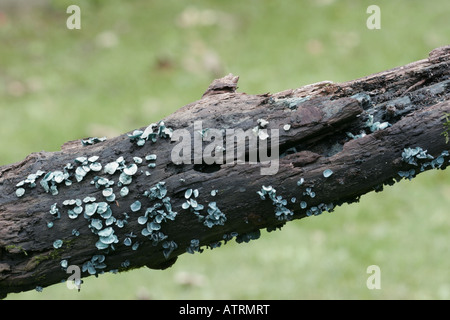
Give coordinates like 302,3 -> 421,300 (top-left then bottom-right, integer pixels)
1,45 -> 449,297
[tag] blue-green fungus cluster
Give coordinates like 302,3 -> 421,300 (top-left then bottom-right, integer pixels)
182,188 -> 201,210
401,147 -> 433,166
197,128 -> 210,141
15,187 -> 25,197
222,232 -> 239,244
128,121 -> 173,147
203,202 -> 227,228
301,186 -> 334,216
52,197 -> 122,251
346,131 -> 367,140
252,124 -> 269,141
182,188 -> 227,228
17,152 -> 164,273
257,119 -> 269,128
346,107 -> 391,140
130,200 -> 141,212
95,227 -> 119,250
11,118 -> 274,287
323,169 -> 333,178
121,260 -> 130,268
123,231 -> 138,249
16,155 -> 105,199
256,175 -> 336,220
82,255 -> 107,275
15,170 -> 46,197
397,169 -> 416,180
162,240 -> 178,259
303,187 -> 316,198
252,119 -> 269,140
53,239 -> 63,249
145,154 -> 157,171
62,198 -> 85,220
235,230 -> 261,244
186,239 -> 203,254
419,150 -> 449,171
74,156 -> 103,182
143,181 -> 167,200
298,182 -> 334,217
365,114 -> 391,133
103,156 -> 139,188
207,241 -> 222,250
399,147 -> 449,180
305,203 -> 334,217
11,118 -> 212,290
49,203 -> 60,219
185,230 -> 262,255
81,137 -> 107,146
60,259 -> 83,288
60,259 -> 68,270
14,170 -> 44,198
257,185 -> 294,221
139,185 -> 177,246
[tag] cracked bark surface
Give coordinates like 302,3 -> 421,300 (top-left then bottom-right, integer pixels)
0,45 -> 449,297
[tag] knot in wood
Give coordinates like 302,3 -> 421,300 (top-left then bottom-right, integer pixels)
202,73 -> 239,97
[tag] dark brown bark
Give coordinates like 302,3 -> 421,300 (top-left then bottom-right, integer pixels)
1,46 -> 449,297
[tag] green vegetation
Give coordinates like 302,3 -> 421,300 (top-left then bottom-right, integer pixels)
1,0 -> 449,299
5,245 -> 27,256
442,113 -> 450,144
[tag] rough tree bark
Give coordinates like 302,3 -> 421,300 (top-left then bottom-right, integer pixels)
1,46 -> 449,298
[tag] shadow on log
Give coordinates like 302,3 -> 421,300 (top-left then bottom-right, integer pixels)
0,46 -> 449,297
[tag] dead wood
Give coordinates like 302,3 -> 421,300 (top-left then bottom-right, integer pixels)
0,45 -> 449,297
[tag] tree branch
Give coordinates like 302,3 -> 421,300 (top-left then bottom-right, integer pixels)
1,46 -> 449,297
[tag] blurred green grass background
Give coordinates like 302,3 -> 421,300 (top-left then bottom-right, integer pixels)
1,0 -> 449,299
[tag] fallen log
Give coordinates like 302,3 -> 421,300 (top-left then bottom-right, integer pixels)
0,45 -> 449,297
